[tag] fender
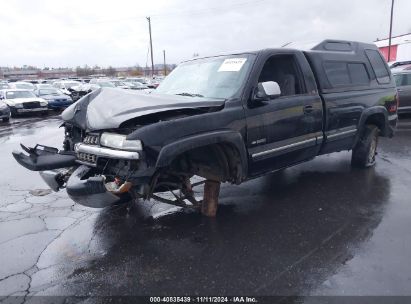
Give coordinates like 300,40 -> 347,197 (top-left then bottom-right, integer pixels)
354,106 -> 390,146
155,130 -> 248,182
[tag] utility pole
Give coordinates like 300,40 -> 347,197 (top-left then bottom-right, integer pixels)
388,0 -> 395,62
163,50 -> 167,76
146,16 -> 155,78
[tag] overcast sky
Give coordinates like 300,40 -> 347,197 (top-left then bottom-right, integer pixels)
1,0 -> 410,68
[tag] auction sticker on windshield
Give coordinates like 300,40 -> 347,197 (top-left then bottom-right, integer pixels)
218,58 -> 247,72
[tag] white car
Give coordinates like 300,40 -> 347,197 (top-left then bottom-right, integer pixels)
0,89 -> 48,117
52,80 -> 81,95
8,81 -> 35,90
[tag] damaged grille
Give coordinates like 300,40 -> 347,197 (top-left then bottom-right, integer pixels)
77,152 -> 97,165
77,134 -> 100,165
83,134 -> 99,145
23,102 -> 40,109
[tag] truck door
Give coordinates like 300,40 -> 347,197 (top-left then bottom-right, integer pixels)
245,52 -> 323,177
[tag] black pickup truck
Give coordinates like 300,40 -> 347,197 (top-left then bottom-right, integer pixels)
13,40 -> 398,216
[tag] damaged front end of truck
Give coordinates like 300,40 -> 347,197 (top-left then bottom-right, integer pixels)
12,87 -> 244,212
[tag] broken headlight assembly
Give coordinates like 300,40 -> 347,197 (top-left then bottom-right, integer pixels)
100,132 -> 143,152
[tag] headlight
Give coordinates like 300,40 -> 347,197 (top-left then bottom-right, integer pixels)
40,101 -> 48,106
100,133 -> 143,151
14,103 -> 23,108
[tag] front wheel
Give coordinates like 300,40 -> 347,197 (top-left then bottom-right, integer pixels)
2,117 -> 9,123
351,125 -> 379,168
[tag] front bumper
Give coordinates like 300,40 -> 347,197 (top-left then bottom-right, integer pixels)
74,143 -> 140,166
10,106 -> 48,114
65,165 -> 121,208
48,101 -> 73,109
12,144 -> 77,171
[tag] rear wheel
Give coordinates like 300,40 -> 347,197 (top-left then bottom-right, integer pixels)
351,125 -> 379,168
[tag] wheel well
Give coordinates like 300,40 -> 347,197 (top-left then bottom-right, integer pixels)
169,143 -> 243,183
364,113 -> 386,136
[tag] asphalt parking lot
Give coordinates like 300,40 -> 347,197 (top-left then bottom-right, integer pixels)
1,114 -> 411,300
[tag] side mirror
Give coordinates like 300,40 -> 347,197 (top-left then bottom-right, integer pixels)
254,81 -> 281,101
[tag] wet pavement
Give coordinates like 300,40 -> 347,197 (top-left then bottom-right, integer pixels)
0,114 -> 411,300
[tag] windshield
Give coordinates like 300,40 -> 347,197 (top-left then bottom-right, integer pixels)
127,78 -> 145,84
97,82 -> 115,88
126,81 -> 146,88
39,88 -> 61,95
64,82 -> 80,89
15,83 -> 34,89
111,81 -> 125,87
6,90 -> 36,99
156,54 -> 254,99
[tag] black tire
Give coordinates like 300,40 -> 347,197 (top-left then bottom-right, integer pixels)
2,117 -> 10,123
9,108 -> 17,118
351,124 -> 379,168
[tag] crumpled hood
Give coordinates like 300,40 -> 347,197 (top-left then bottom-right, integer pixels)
62,88 -> 225,131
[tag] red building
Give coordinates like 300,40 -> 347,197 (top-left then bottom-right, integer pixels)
375,33 -> 411,63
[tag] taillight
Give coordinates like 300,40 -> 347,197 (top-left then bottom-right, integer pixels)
388,91 -> 399,113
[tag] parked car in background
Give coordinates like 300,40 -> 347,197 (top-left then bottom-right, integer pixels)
123,81 -> 149,90
68,83 -> 100,101
110,80 -> 132,89
391,65 -> 411,73
394,71 -> 411,113
150,76 -> 165,88
0,98 -> 11,122
34,84 -> 54,90
0,89 -> 48,117
0,82 -> 10,90
34,88 -> 74,110
53,80 -> 81,95
89,79 -> 116,88
125,77 -> 148,85
9,82 -> 35,90
42,79 -> 58,85
390,60 -> 411,69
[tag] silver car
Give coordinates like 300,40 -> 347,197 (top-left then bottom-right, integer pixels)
0,99 -> 11,122
394,71 -> 411,113
0,89 -> 48,117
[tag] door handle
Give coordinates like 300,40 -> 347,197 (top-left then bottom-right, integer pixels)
303,105 -> 314,114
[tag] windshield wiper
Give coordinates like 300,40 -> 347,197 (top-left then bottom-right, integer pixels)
175,92 -> 204,98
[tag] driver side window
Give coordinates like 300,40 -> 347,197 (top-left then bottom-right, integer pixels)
258,55 -> 305,96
